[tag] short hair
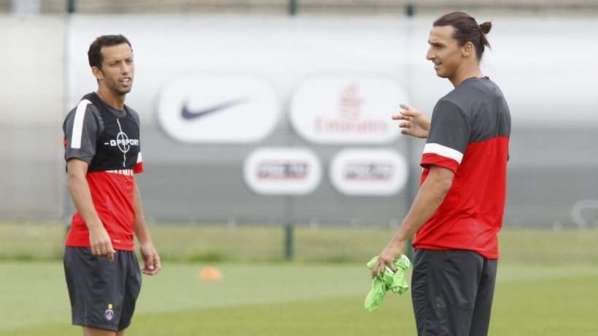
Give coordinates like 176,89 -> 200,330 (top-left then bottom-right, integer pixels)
87,34 -> 132,69
433,12 -> 492,60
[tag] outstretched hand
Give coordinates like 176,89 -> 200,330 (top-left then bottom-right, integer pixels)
392,104 -> 430,139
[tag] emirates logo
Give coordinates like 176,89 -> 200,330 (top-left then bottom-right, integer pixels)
314,83 -> 386,135
338,84 -> 363,121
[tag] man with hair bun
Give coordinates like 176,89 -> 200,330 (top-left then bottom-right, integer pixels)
372,11 -> 511,336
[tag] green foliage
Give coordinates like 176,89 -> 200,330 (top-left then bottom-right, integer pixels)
1,222 -> 597,264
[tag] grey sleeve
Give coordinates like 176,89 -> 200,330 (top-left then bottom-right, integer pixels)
63,103 -> 99,163
128,107 -> 142,159
426,99 -> 470,154
128,107 -> 141,125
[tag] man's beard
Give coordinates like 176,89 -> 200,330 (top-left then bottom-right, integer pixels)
112,84 -> 132,96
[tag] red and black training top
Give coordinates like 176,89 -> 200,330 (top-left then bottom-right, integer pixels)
63,92 -> 144,251
415,77 -> 511,259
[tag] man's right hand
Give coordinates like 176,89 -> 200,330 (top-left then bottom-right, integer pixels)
88,222 -> 115,261
392,104 -> 431,139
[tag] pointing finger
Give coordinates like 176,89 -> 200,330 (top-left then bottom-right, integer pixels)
400,109 -> 418,118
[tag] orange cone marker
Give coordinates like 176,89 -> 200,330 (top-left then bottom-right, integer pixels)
199,266 -> 222,281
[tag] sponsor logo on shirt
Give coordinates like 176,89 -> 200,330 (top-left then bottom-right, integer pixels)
103,119 -> 139,167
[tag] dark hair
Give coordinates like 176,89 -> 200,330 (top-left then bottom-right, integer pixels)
87,34 -> 132,68
433,11 -> 491,60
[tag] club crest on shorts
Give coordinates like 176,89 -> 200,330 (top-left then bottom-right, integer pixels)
105,304 -> 114,321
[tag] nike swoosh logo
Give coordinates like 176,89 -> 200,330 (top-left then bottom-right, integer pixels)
181,98 -> 247,120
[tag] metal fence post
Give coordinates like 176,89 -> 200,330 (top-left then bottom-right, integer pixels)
404,3 -> 417,260
289,0 -> 298,16
405,2 -> 415,17
284,217 -> 294,260
67,0 -> 76,14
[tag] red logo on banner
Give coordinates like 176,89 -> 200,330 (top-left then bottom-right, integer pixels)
339,84 -> 362,121
314,83 -> 387,135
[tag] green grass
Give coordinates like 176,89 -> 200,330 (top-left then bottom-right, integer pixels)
1,223 -> 597,334
1,222 -> 598,264
0,262 -> 597,336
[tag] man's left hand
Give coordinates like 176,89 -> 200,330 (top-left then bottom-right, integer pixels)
140,242 -> 161,276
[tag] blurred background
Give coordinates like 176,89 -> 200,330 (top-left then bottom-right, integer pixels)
0,1 -> 597,335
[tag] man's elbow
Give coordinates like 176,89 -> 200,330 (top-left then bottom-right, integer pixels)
436,178 -> 453,197
428,167 -> 455,196
67,173 -> 80,191
66,169 -> 86,190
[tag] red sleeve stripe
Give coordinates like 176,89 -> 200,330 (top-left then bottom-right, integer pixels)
423,143 -> 463,163
134,162 -> 144,174
134,152 -> 144,174
420,153 -> 459,173
134,152 -> 143,174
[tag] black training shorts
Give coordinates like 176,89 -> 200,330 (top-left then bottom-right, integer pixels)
64,247 -> 142,331
411,249 -> 497,336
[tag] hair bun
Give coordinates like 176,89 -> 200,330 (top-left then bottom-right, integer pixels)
479,21 -> 492,34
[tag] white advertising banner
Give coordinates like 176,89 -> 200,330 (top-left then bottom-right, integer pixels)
330,149 -> 408,196
290,76 -> 407,144
244,148 -> 322,195
157,75 -> 280,143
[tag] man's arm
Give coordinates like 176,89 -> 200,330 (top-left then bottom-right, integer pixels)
372,166 -> 454,276
133,179 -> 161,275
67,159 -> 115,260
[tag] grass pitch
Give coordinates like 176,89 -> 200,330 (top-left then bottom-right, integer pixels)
1,262 -> 597,336
0,223 -> 596,335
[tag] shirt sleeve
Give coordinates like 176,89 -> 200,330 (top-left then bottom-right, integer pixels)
129,108 -> 144,174
420,99 -> 470,173
63,100 -> 99,163
134,151 -> 144,174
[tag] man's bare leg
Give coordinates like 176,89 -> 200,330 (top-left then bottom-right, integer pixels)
83,327 -> 116,336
